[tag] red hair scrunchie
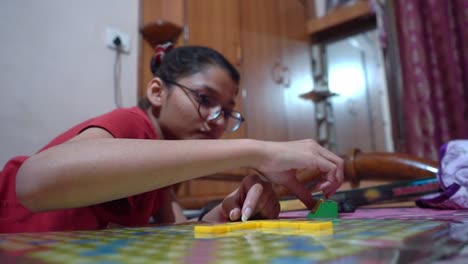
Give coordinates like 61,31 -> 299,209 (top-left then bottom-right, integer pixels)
154,42 -> 173,65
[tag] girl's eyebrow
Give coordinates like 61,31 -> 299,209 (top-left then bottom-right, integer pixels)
197,85 -> 236,107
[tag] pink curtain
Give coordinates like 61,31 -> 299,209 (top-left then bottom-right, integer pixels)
394,0 -> 468,160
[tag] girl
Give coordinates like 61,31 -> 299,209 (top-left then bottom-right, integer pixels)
0,45 -> 343,233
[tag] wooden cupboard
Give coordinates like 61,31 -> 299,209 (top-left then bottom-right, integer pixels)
140,0 -> 316,209
139,0 -> 184,99
185,0 -> 246,141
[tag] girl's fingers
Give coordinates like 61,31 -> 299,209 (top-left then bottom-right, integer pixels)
241,183 -> 263,222
250,185 -> 280,220
318,181 -> 334,199
260,193 -> 280,219
318,181 -> 331,191
221,189 -> 241,221
229,208 -> 241,221
314,156 -> 345,198
318,148 -> 344,184
282,178 -> 315,210
315,157 -> 340,190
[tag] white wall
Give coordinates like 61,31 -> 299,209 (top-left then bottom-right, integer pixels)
0,0 -> 140,166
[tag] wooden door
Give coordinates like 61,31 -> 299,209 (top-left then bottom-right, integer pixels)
179,0 -> 245,204
186,0 -> 245,141
186,0 -> 241,67
240,0 -> 289,141
277,0 -> 317,141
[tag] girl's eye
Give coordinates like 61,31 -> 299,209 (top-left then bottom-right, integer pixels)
198,94 -> 218,107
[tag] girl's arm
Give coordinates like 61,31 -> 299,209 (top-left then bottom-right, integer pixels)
16,127 -> 260,212
17,127 -> 344,213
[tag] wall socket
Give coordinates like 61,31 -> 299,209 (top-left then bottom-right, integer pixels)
105,27 -> 131,53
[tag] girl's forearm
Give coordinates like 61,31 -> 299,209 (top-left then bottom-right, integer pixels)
16,138 -> 263,212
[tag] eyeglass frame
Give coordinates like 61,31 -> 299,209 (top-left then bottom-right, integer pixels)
162,79 -> 245,132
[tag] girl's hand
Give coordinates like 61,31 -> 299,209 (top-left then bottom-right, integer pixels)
221,174 -> 280,221
255,139 -> 344,210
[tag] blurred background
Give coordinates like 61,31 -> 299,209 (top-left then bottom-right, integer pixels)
1,0 -> 466,208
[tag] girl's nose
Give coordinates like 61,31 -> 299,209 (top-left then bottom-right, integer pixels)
207,114 -> 226,131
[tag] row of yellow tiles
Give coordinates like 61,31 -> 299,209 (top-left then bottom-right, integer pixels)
194,220 -> 333,234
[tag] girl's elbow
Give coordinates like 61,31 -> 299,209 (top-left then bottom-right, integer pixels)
15,158 -> 47,212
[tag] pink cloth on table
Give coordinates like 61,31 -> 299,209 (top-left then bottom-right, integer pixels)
280,207 -> 468,222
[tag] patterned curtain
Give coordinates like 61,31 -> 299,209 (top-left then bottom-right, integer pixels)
394,0 -> 468,160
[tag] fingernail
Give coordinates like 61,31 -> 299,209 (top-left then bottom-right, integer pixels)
229,208 -> 240,221
241,207 -> 252,222
229,209 -> 236,221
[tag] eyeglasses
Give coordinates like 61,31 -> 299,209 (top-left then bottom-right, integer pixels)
163,80 -> 245,132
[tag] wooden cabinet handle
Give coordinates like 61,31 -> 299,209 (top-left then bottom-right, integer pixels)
272,62 -> 284,84
272,63 -> 291,87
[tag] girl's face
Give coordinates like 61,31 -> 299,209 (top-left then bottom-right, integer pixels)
155,66 -> 239,140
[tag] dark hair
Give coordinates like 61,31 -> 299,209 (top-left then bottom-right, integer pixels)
138,46 -> 240,109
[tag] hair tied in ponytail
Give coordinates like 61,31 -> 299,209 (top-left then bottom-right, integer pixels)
154,42 -> 174,65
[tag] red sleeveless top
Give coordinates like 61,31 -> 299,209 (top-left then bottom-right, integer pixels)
0,107 -> 163,233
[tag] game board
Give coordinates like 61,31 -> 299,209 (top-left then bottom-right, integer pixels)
0,218 -> 462,264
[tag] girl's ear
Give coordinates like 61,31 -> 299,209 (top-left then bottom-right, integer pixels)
146,77 -> 166,107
